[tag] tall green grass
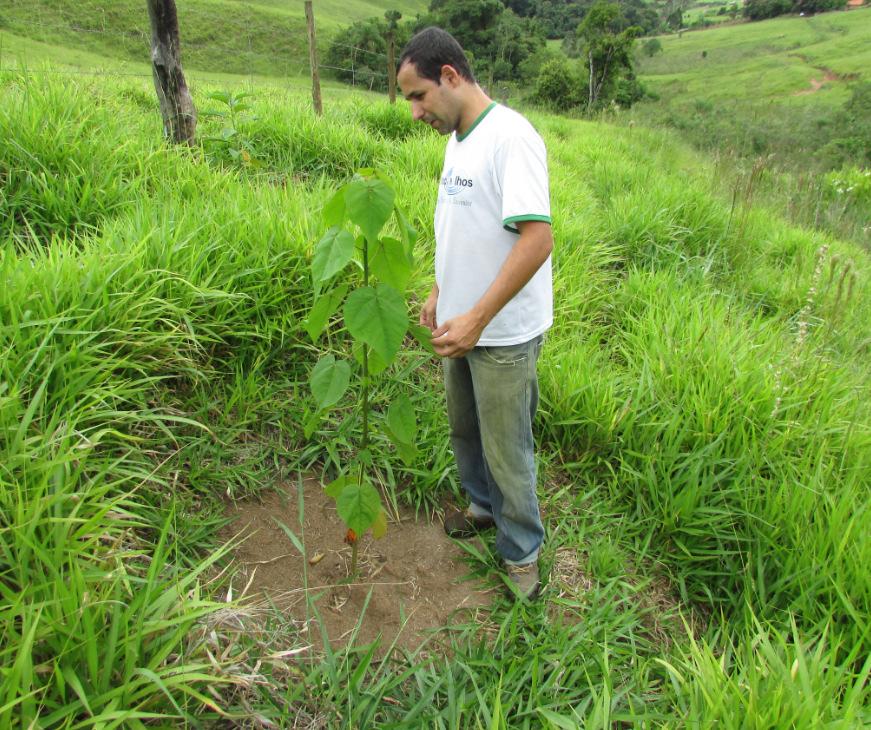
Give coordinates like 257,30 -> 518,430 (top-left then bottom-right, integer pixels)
1,69 -> 868,725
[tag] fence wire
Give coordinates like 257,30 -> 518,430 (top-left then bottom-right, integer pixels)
0,22 -> 394,88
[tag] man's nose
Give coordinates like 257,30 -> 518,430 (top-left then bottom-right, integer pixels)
411,102 -> 425,121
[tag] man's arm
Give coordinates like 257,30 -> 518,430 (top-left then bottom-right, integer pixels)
431,220 -> 553,358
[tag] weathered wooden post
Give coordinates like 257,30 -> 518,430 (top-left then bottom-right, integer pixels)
387,30 -> 397,103
305,1 -> 323,115
146,0 -> 196,145
385,10 -> 402,104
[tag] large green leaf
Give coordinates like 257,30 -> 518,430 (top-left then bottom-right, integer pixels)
309,354 -> 351,410
322,187 -> 346,228
344,284 -> 408,364
304,284 -> 348,342
345,178 -> 395,243
408,323 -> 436,354
394,205 -> 418,264
370,237 -> 412,292
324,475 -> 347,499
387,394 -> 417,445
352,340 -> 388,376
312,227 -> 355,283
336,480 -> 382,536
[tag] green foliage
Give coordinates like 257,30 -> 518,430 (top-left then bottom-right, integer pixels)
0,77 -> 145,246
3,0 -> 311,76
305,171 -> 418,571
201,91 -> 259,168
561,0 -> 642,109
744,0 -> 845,19
530,0 -> 590,38
666,7 -> 683,30
325,16 -> 412,92
1,66 -> 868,726
825,166 -> 871,207
1,0 -> 431,77
631,13 -> 871,245
425,0 -> 546,82
823,81 -> 871,167
531,57 -> 584,110
642,37 -> 662,58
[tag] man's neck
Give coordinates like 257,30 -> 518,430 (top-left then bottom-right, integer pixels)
456,87 -> 494,138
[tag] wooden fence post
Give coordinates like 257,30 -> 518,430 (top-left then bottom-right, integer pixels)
387,30 -> 396,103
146,0 -> 197,145
305,1 -> 323,116
385,10 -> 401,104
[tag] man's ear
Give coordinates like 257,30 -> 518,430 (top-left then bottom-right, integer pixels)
440,64 -> 461,87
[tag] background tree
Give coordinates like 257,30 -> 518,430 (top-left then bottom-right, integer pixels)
421,0 -> 544,83
530,0 -> 591,39
531,57 -> 584,109
326,17 -> 412,92
566,0 -> 641,109
643,37 -> 663,57
665,6 -> 683,30
744,0 -> 844,19
146,0 -> 196,144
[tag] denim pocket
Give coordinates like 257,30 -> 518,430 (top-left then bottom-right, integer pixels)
479,342 -> 530,366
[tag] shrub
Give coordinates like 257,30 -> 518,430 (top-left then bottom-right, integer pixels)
532,58 -> 584,111
642,38 -> 662,58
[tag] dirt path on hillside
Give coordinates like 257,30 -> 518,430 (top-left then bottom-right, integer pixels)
790,54 -> 859,96
220,477 -> 494,654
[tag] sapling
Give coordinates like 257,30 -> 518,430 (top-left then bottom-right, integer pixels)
304,169 -> 431,576
201,90 -> 258,167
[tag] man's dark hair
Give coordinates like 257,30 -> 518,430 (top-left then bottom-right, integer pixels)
398,27 -> 475,84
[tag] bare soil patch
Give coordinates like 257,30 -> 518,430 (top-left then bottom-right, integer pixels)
790,56 -> 860,96
220,477 -> 494,653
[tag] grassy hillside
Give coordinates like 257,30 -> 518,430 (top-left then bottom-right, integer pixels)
628,9 -> 870,247
638,9 -> 871,104
1,63 -> 868,726
0,0 -> 427,76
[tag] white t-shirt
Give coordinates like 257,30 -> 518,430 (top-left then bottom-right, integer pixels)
433,103 -> 552,346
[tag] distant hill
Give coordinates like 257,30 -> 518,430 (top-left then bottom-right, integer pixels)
629,7 -> 869,231
636,8 -> 869,106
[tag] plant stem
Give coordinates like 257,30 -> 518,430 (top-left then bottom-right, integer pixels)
362,236 -> 369,451
350,538 -> 359,577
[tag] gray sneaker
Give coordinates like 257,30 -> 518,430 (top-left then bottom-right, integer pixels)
505,561 -> 540,600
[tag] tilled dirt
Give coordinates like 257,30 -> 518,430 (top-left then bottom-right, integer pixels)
220,477 -> 494,653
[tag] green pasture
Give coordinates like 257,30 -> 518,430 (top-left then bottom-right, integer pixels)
682,0 -> 737,26
0,63 -> 868,726
239,0 -> 428,23
0,0 -> 426,78
638,10 -> 871,102
627,8 -> 870,248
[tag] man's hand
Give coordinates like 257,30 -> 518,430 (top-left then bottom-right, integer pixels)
431,310 -> 487,358
420,284 -> 439,331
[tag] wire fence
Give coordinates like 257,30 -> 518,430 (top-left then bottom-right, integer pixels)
0,17 -> 394,89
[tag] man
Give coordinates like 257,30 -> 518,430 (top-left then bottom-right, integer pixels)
397,28 -> 554,599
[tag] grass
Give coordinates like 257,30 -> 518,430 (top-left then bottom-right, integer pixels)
639,10 -> 871,94
624,9 -> 871,250
0,62 -> 869,727
0,0 -> 426,78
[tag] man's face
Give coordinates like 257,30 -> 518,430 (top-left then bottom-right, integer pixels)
397,62 -> 460,136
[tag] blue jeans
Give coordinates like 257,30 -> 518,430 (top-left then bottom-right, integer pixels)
443,335 -> 545,565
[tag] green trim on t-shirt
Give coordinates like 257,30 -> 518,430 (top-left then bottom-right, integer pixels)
456,102 -> 497,142
502,214 -> 553,233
